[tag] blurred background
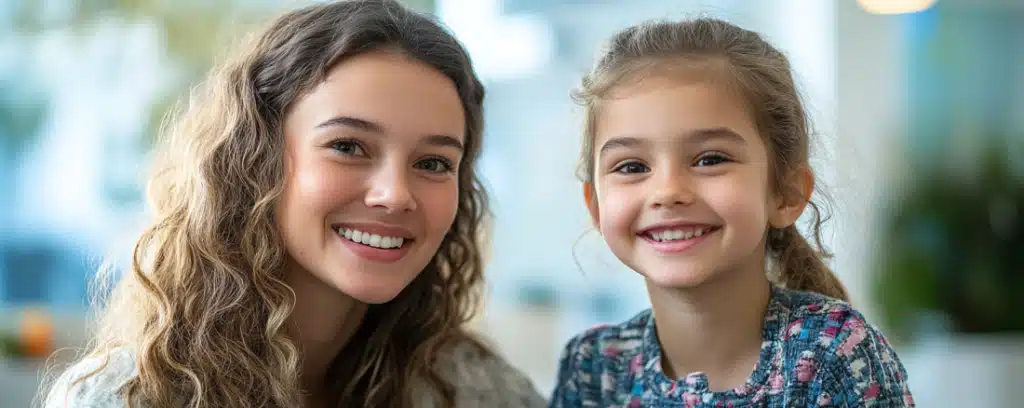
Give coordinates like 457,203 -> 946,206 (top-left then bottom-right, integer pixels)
1,0 -> 1021,406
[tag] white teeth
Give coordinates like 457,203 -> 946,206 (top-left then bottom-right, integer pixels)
650,227 -> 714,242
335,228 -> 406,249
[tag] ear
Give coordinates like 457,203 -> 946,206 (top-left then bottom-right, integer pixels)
769,167 -> 813,229
583,182 -> 601,230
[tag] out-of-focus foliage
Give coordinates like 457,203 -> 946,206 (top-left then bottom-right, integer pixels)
10,0 -> 275,145
7,0 -> 434,146
875,138 -> 1024,342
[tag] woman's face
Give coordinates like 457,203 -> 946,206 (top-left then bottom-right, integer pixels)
275,50 -> 466,304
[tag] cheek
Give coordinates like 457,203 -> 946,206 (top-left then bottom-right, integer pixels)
704,172 -> 772,228
290,160 -> 360,211
417,180 -> 460,234
596,185 -> 641,237
277,159 -> 363,238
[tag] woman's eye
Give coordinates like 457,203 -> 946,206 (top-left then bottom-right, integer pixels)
330,140 -> 366,157
414,157 -> 454,174
694,153 -> 730,167
613,161 -> 649,174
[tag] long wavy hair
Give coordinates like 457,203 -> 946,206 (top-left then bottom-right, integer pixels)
48,1 -> 489,407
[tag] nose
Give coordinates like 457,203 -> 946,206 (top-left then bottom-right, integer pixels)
649,166 -> 695,209
364,161 -> 417,213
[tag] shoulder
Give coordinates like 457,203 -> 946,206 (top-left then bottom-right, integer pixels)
549,309 -> 650,405
773,289 -> 915,406
773,286 -> 874,354
427,337 -> 547,408
559,308 -> 650,367
43,350 -> 138,408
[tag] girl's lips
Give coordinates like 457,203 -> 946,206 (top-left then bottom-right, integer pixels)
640,226 -> 721,253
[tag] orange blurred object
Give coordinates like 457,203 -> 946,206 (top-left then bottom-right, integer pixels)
18,308 -> 54,358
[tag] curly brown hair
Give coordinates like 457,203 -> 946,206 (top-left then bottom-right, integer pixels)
47,1 -> 490,407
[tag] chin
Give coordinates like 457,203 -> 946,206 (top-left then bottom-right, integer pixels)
337,281 -> 407,305
332,273 -> 419,305
638,265 -> 718,290
348,291 -> 403,305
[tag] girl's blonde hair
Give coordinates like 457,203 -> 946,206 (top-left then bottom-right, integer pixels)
50,1 -> 489,406
575,18 -> 848,301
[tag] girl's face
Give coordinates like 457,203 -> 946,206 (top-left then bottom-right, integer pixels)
275,50 -> 466,304
585,73 -> 809,289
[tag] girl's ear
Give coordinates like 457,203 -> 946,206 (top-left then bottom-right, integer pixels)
769,167 -> 813,229
583,182 -> 601,230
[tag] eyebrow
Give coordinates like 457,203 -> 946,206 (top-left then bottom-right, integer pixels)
687,127 -> 747,145
315,115 -> 464,151
598,127 -> 746,157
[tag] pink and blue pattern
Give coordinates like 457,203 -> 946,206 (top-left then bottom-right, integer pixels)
549,286 -> 915,407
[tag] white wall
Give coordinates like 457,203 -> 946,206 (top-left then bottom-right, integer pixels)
833,1 -> 909,323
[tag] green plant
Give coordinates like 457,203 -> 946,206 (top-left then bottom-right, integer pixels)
874,140 -> 1024,343
8,0 -> 434,148
0,330 -> 19,358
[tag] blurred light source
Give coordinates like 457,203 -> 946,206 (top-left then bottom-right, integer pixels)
856,0 -> 937,15
437,0 -> 554,80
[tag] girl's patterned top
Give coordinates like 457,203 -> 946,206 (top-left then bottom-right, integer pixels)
549,286 -> 915,407
45,340 -> 547,408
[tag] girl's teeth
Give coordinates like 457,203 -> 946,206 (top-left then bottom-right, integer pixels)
335,228 -> 405,249
651,227 -> 713,242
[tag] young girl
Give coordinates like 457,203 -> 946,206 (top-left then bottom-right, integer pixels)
43,1 -> 545,407
550,18 -> 914,407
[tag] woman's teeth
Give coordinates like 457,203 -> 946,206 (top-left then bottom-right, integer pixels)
335,227 -> 405,249
648,227 -> 714,242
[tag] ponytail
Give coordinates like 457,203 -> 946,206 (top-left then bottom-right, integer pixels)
568,17 -> 851,302
768,225 -> 849,302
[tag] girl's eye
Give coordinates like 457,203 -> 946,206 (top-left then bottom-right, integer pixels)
414,157 -> 455,174
694,153 -> 730,167
613,161 -> 649,174
330,140 -> 367,157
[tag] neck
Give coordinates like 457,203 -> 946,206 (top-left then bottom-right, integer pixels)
283,261 -> 368,397
646,261 -> 771,389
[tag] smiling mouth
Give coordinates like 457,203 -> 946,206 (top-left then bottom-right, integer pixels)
641,225 -> 721,242
333,227 -> 411,250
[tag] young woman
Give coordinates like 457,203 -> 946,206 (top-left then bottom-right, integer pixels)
44,1 -> 546,407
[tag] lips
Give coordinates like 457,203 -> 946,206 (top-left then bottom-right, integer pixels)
331,223 -> 416,263
333,226 -> 407,249
639,223 -> 721,242
636,222 -> 721,254
330,222 -> 414,250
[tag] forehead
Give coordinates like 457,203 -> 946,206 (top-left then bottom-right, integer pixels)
593,72 -> 758,147
286,50 -> 466,143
